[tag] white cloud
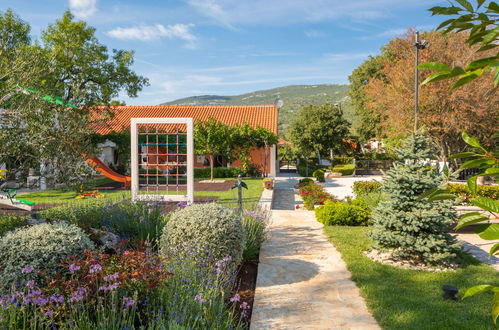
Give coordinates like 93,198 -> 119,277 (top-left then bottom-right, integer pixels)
69,0 -> 97,19
106,24 -> 198,48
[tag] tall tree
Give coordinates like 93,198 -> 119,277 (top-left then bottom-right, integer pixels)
0,10 -> 148,185
289,103 -> 350,161
364,29 -> 497,160
348,55 -> 386,141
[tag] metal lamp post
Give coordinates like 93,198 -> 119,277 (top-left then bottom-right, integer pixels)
414,31 -> 429,133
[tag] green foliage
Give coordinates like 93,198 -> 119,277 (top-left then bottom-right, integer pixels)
315,200 -> 370,226
289,103 -> 350,160
357,191 -> 388,210
297,162 -> 324,177
296,178 -> 314,187
242,209 -> 268,260
348,55 -> 386,141
353,180 -> 382,197
369,134 -> 459,264
39,200 -> 167,246
312,169 -> 325,182
422,0 -> 499,87
194,167 -> 245,179
0,215 -> 27,236
90,131 -> 131,174
0,222 -> 95,289
0,10 -> 147,185
332,156 -> 354,165
160,203 -> 246,271
449,183 -> 499,204
331,164 -> 356,176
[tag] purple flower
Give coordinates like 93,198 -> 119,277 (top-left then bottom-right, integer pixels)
176,201 -> 187,209
49,293 -> 64,304
89,264 -> 102,274
194,293 -> 206,304
240,301 -> 249,310
98,282 -> 119,291
123,297 -> 135,309
139,216 -> 145,222
230,293 -> 241,302
25,280 -> 35,288
70,287 -> 87,302
34,295 -> 48,306
103,272 -> 120,282
21,266 -> 35,274
69,263 -> 81,273
45,310 -> 54,317
148,208 -> 154,213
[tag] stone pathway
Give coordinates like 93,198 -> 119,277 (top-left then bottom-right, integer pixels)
251,173 -> 379,330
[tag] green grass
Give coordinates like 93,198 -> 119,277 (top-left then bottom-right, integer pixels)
324,226 -> 499,330
18,177 -> 263,209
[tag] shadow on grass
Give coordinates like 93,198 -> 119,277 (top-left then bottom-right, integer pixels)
324,226 -> 499,330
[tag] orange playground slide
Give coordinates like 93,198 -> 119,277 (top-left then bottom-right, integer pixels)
85,157 -> 131,188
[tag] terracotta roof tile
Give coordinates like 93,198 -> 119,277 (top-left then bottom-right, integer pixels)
92,105 -> 278,135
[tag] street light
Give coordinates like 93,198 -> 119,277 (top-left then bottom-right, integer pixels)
414,31 -> 429,133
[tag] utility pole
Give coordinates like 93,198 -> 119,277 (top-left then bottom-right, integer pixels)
414,31 -> 429,133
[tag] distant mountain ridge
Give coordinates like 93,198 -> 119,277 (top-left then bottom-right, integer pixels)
160,84 -> 353,132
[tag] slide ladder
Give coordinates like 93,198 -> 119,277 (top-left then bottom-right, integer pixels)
85,157 -> 131,188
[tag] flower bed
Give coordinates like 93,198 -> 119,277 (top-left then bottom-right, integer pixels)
297,181 -> 335,210
0,200 -> 270,329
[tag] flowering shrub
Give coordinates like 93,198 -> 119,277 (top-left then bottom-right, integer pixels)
0,222 -> 95,290
295,178 -> 314,189
40,199 -> 168,247
161,203 -> 246,271
242,209 -> 269,259
299,182 -> 335,210
352,180 -> 381,197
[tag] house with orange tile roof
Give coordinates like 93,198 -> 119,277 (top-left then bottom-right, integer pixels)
93,104 -> 279,177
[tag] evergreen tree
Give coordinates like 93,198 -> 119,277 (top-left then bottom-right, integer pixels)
368,134 -> 458,264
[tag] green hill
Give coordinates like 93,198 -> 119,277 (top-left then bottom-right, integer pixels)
160,84 -> 353,133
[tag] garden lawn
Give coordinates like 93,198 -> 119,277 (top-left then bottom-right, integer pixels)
324,226 -> 499,330
19,177 -> 263,209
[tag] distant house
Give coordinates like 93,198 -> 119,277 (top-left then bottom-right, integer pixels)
93,105 -> 279,176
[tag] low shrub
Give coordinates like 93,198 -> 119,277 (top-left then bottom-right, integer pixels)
331,164 -> 356,176
40,200 -> 167,246
315,199 -> 370,226
299,182 -> 335,210
0,215 -> 27,236
312,169 -> 325,182
296,178 -> 314,188
352,180 -> 381,196
448,183 -> 499,205
194,167 -> 245,179
0,222 -> 95,290
297,162 -> 324,177
160,203 -> 246,271
242,209 -> 269,259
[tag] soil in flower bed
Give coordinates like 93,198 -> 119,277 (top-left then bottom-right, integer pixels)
235,258 -> 259,322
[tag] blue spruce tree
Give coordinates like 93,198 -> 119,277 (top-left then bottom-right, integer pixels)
368,134 -> 458,264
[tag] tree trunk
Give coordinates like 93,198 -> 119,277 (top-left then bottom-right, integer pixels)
210,154 -> 214,181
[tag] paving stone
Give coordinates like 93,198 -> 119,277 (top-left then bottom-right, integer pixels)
251,174 -> 379,330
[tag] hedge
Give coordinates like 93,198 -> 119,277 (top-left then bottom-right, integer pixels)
194,167 -> 245,179
312,169 -> 325,182
331,164 -> 356,176
352,181 -> 381,197
449,184 -> 499,204
315,199 -> 370,226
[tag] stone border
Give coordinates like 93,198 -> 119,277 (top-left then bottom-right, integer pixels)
258,187 -> 274,211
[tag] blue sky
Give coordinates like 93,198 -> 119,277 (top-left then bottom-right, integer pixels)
1,0 -> 448,105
